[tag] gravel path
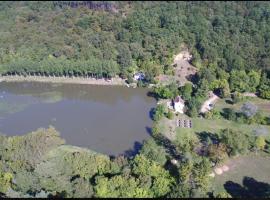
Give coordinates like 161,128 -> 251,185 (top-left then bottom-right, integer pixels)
0,75 -> 126,86
242,92 -> 258,97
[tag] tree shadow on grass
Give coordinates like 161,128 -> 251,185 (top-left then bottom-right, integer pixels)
224,177 -> 270,198
153,133 -> 181,160
151,133 -> 182,180
225,99 -> 234,105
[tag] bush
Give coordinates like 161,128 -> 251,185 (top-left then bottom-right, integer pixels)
153,104 -> 166,121
204,109 -> 221,120
126,74 -> 134,84
222,108 -> 237,121
219,128 -> 251,156
255,136 -> 266,151
231,91 -> 242,104
207,143 -> 228,165
166,110 -> 174,119
151,123 -> 160,136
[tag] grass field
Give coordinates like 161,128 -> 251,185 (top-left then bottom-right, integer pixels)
193,118 -> 269,137
175,116 -> 270,140
215,96 -> 270,117
212,153 -> 270,197
174,96 -> 270,139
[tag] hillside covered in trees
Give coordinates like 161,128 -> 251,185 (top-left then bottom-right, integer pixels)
0,1 -> 269,95
0,127 -> 213,198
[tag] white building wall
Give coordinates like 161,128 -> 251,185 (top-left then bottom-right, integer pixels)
174,102 -> 184,114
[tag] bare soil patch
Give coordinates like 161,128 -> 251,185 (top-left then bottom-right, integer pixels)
156,50 -> 197,86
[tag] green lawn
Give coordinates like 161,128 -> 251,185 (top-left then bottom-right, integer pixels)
175,116 -> 270,140
173,96 -> 270,139
213,153 -> 270,196
194,118 -> 269,136
157,96 -> 270,138
215,96 -> 270,117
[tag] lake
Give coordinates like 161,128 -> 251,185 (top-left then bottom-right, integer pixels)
0,81 -> 156,156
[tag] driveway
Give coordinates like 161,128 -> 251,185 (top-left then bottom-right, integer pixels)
200,92 -> 219,113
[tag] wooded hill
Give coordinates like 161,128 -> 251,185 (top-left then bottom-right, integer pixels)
0,1 -> 269,94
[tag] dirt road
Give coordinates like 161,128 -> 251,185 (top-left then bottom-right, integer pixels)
200,93 -> 219,113
0,75 -> 126,86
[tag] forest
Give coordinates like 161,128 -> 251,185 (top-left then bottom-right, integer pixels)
0,1 -> 269,95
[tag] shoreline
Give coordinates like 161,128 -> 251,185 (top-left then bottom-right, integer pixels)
0,75 -> 128,86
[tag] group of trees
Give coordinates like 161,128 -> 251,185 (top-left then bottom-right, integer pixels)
150,108 -> 221,197
151,80 -> 206,118
1,57 -> 120,79
0,1 -> 268,93
0,128 -> 172,198
0,126 -> 218,198
204,101 -> 270,125
152,82 -> 179,99
195,66 -> 267,99
198,127 -> 269,168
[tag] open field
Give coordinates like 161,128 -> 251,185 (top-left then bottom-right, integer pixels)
174,115 -> 270,139
192,118 -> 270,137
215,96 -> 270,117
159,112 -> 270,142
213,154 -> 270,196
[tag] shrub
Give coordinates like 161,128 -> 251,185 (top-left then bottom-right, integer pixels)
166,110 -> 174,119
153,104 -> 166,121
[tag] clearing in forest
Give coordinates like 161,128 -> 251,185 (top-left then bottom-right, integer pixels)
156,49 -> 197,86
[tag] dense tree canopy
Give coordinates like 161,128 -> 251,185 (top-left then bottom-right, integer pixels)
0,1 -> 268,94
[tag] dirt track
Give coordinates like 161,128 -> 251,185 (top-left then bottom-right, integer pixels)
0,75 -> 126,86
200,93 -> 219,113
